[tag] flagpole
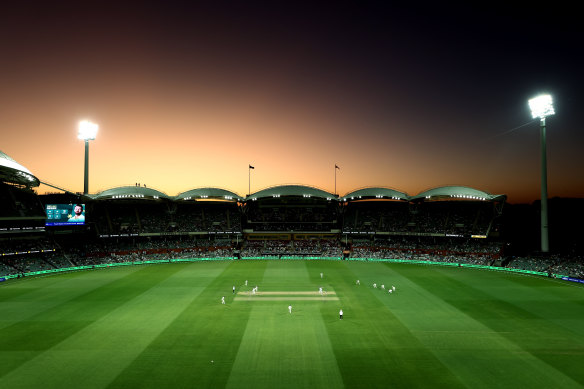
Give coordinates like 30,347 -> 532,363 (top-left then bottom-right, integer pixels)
334,164 -> 340,196
248,164 -> 254,196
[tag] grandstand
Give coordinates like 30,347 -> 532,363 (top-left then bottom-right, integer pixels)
243,185 -> 340,234
0,151 -> 50,276
1,150 -> 583,279
0,151 -> 45,234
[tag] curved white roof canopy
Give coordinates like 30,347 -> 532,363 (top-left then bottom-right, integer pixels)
410,186 -> 506,202
176,187 -> 242,201
0,150 -> 40,187
247,184 -> 337,201
342,187 -> 408,201
92,186 -> 170,200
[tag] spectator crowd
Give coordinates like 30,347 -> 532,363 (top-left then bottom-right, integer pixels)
2,236 -> 583,280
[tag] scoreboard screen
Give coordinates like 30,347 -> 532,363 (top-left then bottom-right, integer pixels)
45,204 -> 86,226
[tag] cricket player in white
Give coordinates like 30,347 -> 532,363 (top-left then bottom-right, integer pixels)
320,272 -> 323,279
356,280 -> 360,285
381,284 -> 385,290
289,305 -> 292,314
221,296 -> 225,304
245,280 -> 248,286
392,285 -> 395,291
319,287 -> 323,295
232,285 -> 235,294
373,283 -> 377,288
339,309 -> 343,319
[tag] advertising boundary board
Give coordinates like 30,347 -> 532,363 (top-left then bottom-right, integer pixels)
0,257 -> 570,282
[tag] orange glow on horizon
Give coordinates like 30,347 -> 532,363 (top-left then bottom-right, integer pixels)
2,3 -> 581,205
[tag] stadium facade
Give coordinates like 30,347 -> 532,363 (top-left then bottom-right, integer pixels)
1,151 -> 506,239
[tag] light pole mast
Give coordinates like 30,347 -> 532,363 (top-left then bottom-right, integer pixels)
78,120 -> 99,195
528,95 -> 554,253
84,139 -> 90,195
539,116 -> 549,252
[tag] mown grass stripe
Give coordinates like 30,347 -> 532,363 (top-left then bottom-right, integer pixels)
227,260 -> 343,388
390,263 -> 584,387
435,266 -> 584,337
0,268 -> 143,328
0,264 -> 186,382
322,261 -> 465,388
227,304 -> 344,389
104,260 -> 267,389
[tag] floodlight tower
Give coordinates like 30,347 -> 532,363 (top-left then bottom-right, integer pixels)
78,120 -> 99,195
528,94 -> 555,253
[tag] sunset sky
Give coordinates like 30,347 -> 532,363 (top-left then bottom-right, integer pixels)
1,2 -> 582,203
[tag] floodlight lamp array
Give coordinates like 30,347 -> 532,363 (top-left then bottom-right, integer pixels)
112,194 -> 145,199
16,171 -> 36,182
78,120 -> 99,140
376,195 -> 402,200
529,95 -> 555,119
451,194 -> 486,201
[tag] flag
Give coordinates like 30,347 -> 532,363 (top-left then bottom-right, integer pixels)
249,165 -> 255,169
335,164 -> 340,170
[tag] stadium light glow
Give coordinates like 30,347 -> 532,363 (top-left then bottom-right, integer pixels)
529,94 -> 555,119
529,94 -> 554,253
78,120 -> 99,140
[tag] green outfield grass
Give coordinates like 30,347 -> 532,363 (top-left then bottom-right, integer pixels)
1,260 -> 583,388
